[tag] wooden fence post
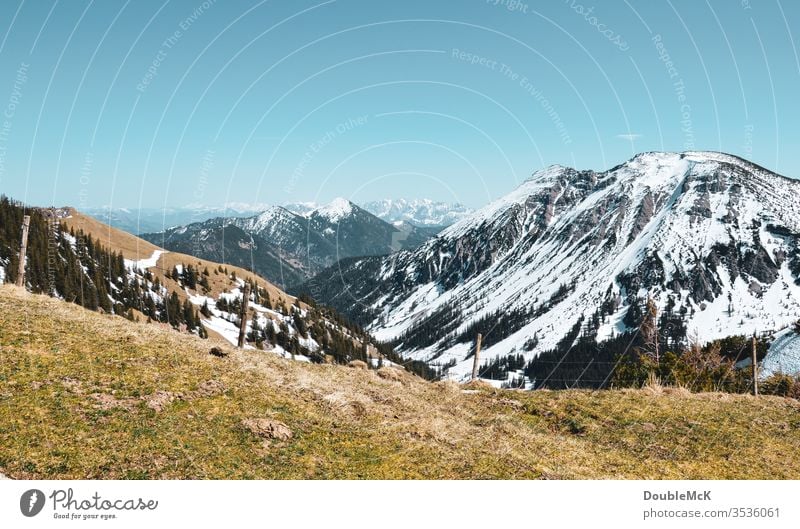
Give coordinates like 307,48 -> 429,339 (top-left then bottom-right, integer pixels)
471,333 -> 483,381
15,215 -> 30,288
751,334 -> 759,397
237,283 -> 251,348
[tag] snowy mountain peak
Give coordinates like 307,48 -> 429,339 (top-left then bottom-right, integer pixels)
312,197 -> 354,222
241,206 -> 300,233
528,163 -> 572,181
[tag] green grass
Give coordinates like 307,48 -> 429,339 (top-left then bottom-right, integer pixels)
1,285 -> 799,479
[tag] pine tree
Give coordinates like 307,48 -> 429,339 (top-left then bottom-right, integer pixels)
265,320 -> 276,345
216,297 -> 229,313
183,300 -> 196,330
293,311 -> 308,338
167,291 -> 181,327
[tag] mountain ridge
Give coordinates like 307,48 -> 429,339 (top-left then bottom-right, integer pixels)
298,151 -> 800,385
141,198 -> 433,288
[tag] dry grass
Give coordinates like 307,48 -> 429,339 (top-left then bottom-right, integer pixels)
1,285 -> 799,479
155,251 -> 299,306
62,209 -> 160,260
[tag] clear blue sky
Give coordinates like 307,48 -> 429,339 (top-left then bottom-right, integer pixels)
0,0 -> 798,210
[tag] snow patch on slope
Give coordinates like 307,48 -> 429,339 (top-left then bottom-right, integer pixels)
762,329 -> 800,378
124,250 -> 165,271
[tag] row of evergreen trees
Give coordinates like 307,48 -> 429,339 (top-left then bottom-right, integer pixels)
479,353 -> 526,381
515,292 -> 781,395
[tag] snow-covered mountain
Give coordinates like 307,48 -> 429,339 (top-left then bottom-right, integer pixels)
309,197 -> 353,222
242,199 -> 434,272
141,199 -> 432,288
299,152 -> 800,382
361,199 -> 472,227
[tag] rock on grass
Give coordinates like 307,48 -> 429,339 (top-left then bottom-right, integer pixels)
242,418 -> 293,441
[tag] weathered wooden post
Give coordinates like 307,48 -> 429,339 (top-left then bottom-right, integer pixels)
237,283 -> 251,348
471,333 -> 483,381
751,334 -> 759,397
15,215 -> 30,288
653,308 -> 659,365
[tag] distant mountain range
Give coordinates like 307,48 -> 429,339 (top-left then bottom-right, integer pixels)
140,199 -> 435,288
361,199 -> 472,227
87,199 -> 471,235
83,203 -> 270,235
284,199 -> 473,227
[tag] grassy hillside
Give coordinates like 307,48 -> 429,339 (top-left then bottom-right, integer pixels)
1,285 -> 799,479
60,208 -> 161,258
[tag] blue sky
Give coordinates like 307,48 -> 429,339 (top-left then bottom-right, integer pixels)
0,0 -> 798,210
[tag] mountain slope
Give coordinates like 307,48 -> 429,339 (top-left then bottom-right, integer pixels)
141,199 -> 432,287
2,284 -> 800,479
300,152 -> 800,382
